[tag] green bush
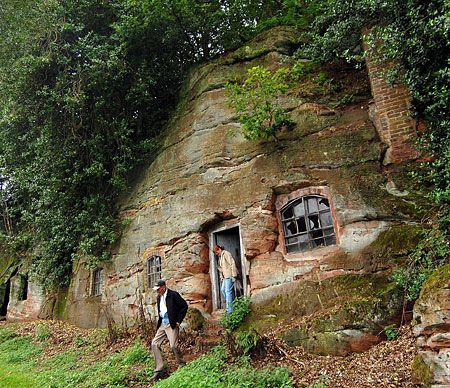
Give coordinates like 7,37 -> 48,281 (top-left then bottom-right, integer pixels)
0,328 -> 17,343
391,228 -> 450,301
221,296 -> 251,331
383,324 -> 399,341
0,336 -> 42,365
35,323 -> 51,342
306,0 -> 450,303
235,329 -> 260,354
307,373 -> 330,388
226,66 -> 293,140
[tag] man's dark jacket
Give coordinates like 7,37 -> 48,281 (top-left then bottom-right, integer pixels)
156,289 -> 188,329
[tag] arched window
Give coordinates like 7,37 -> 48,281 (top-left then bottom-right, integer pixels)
147,255 -> 162,288
281,195 -> 336,253
91,268 -> 103,297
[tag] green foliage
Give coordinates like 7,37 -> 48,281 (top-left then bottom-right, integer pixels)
307,0 -> 450,302
36,340 -> 154,387
35,323 -> 51,342
74,334 -> 89,347
121,340 -> 151,365
383,324 -> 399,341
391,227 -> 450,301
235,329 -> 260,354
307,373 -> 330,388
0,335 -> 42,365
0,327 -> 17,343
0,332 -> 41,387
257,0 -> 329,30
0,363 -> 37,388
289,61 -> 317,80
0,0 -> 305,289
221,296 -> 251,331
156,345 -> 292,388
226,66 -> 293,140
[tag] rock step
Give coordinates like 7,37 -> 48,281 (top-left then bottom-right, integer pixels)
203,323 -> 223,337
196,334 -> 222,351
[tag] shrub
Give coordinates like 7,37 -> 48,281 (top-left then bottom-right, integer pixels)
308,373 -> 330,388
391,228 -> 450,301
0,328 -> 17,343
235,329 -> 260,354
221,296 -> 251,331
35,323 -> 51,342
383,324 -> 399,341
226,66 -> 293,141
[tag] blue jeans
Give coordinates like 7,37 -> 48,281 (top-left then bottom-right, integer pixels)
221,277 -> 235,313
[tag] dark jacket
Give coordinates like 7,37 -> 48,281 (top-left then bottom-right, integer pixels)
156,289 -> 188,329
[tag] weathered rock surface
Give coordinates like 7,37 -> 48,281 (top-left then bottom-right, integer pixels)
412,264 -> 450,387
60,26 -> 423,331
241,271 -> 405,356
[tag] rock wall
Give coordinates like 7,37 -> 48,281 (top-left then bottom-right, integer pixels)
412,264 -> 450,387
6,271 -> 44,320
64,26 -> 421,328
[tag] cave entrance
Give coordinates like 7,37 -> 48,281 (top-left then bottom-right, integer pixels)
209,224 -> 247,311
0,279 -> 11,317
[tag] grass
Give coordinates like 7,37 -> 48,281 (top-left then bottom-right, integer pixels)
0,322 -> 292,387
156,347 -> 292,388
0,332 -> 41,387
0,363 -> 38,388
0,325 -> 155,388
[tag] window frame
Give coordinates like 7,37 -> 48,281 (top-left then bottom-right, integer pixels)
147,254 -> 162,289
91,268 -> 103,297
277,189 -> 338,255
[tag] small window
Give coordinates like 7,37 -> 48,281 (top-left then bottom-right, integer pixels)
91,268 -> 103,297
18,274 -> 28,301
147,255 -> 162,288
281,195 -> 336,253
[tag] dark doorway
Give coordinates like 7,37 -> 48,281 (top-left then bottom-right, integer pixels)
0,279 -> 11,317
210,225 -> 246,310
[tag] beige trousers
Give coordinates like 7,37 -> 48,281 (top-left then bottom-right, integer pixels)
151,324 -> 184,372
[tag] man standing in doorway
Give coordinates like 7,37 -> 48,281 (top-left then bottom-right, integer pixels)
151,279 -> 188,381
213,244 -> 238,314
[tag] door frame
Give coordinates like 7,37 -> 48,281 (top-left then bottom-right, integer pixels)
209,223 -> 247,311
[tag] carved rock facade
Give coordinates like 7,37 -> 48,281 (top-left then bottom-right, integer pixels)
58,27 -> 422,330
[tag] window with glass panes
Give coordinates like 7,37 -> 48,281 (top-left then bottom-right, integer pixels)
281,195 -> 336,253
91,268 -> 103,296
147,255 -> 162,288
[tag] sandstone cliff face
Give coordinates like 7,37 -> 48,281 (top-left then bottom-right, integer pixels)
412,265 -> 450,387
64,27 -> 420,329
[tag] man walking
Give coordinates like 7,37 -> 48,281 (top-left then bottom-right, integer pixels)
213,244 -> 238,313
151,279 -> 188,381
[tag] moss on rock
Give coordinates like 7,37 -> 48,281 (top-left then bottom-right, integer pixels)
244,273 -> 404,355
420,263 -> 450,300
411,355 -> 433,386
